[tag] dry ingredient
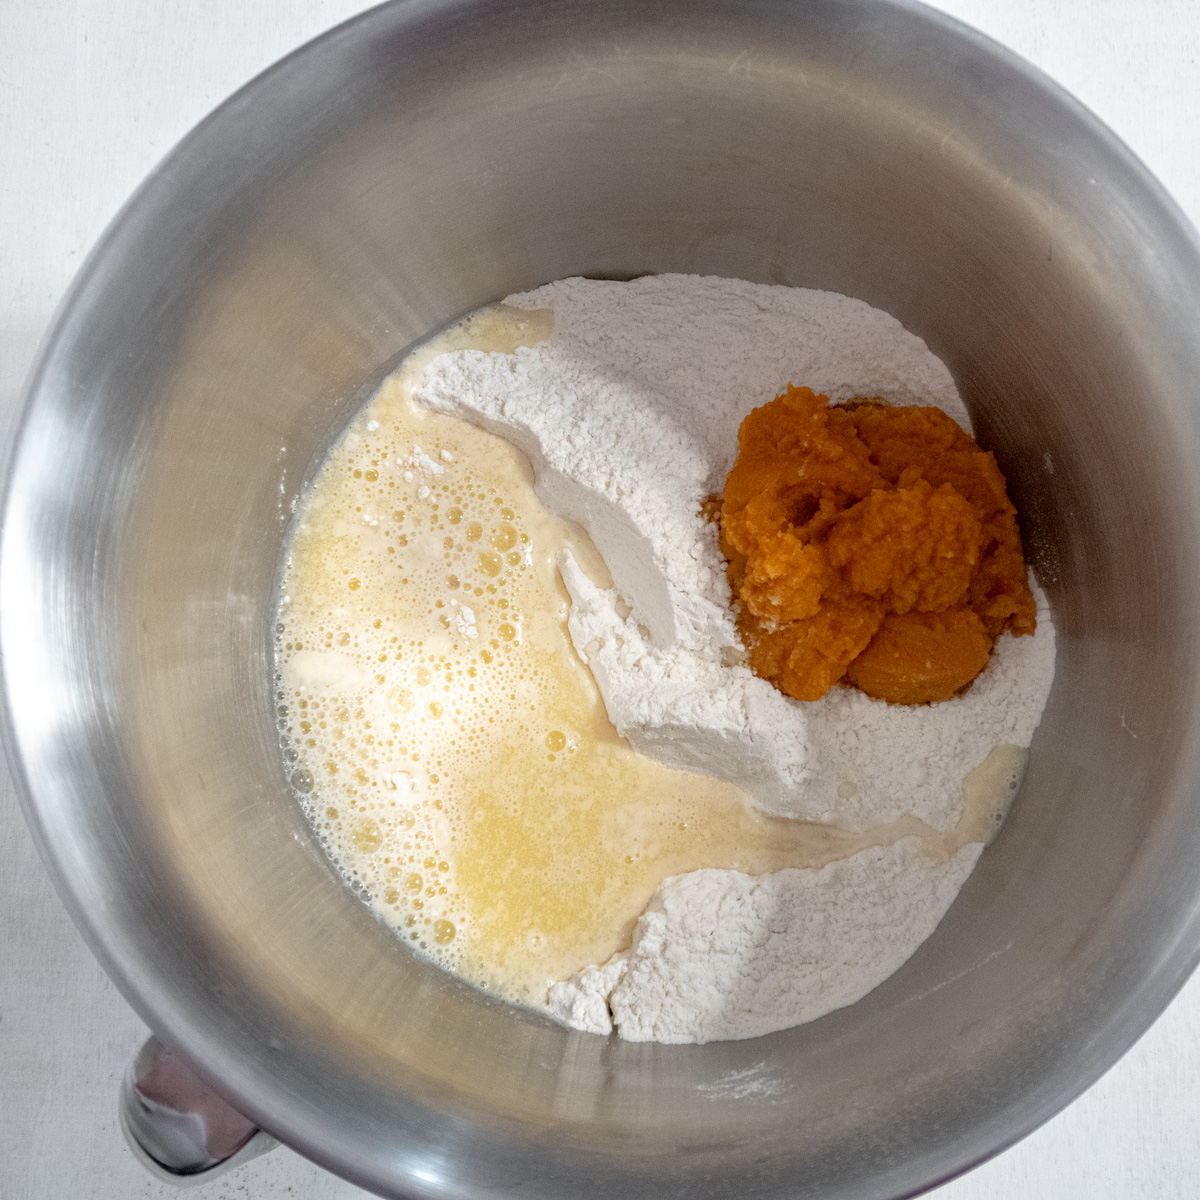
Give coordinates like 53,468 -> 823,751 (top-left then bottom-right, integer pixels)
277,274 -> 1056,1044
548,838 -> 981,1042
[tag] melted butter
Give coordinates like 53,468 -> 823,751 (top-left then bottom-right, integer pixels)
275,303 -> 1021,1010
956,742 -> 1027,846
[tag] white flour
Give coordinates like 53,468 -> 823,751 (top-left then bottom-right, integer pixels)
548,839 -> 982,1043
412,274 -> 1056,1042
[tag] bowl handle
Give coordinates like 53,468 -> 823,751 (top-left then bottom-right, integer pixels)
118,1036 -> 278,1185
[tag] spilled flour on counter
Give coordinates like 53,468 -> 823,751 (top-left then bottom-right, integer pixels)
281,275 -> 1055,1045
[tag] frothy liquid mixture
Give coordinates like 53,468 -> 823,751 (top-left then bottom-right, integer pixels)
275,305 -> 1022,1009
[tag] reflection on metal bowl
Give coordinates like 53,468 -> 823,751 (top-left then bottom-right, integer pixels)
5,0 -> 1200,1197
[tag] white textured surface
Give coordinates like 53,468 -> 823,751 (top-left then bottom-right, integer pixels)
551,840 -> 983,1043
2,1 -> 1199,1197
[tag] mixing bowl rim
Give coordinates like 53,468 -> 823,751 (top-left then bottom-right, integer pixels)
6,0 -> 1200,1196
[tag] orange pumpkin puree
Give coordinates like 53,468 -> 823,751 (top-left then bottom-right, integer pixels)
719,385 -> 1036,705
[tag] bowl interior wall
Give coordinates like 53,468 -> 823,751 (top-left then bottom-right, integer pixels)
7,2 -> 1200,1197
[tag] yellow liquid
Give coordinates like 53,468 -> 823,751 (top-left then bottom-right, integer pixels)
275,304 -> 1022,1009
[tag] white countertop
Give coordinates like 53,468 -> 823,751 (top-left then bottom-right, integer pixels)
3,2 -> 1200,1197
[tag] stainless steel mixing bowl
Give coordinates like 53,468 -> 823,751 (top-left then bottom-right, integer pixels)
6,0 -> 1200,1196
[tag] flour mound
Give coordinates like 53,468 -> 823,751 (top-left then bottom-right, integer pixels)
412,274 -> 1057,1045
548,838 -> 983,1043
414,275 -> 1055,832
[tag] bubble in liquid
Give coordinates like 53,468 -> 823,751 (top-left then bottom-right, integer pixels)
490,523 -> 518,552
291,768 -> 315,794
352,818 -> 384,854
433,920 -> 457,945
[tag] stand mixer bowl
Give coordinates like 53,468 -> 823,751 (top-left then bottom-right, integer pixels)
6,1 -> 1200,1196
